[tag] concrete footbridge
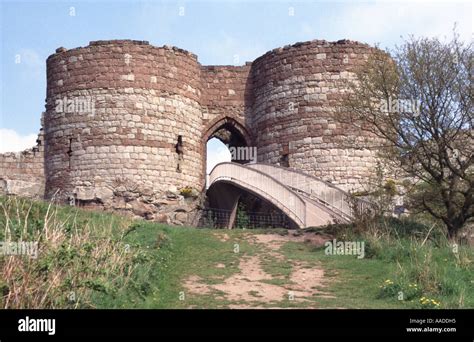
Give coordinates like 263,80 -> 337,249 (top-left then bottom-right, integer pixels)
207,162 -> 374,229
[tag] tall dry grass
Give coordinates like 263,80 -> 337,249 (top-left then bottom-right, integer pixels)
0,196 -> 136,308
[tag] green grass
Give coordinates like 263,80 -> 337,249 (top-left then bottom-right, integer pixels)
97,222 -> 262,308
0,196 -> 135,308
260,255 -> 293,281
274,237 -> 473,309
97,221 -> 473,309
279,242 -> 409,308
1,196 -> 472,309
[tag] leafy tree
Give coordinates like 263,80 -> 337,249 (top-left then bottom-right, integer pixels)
338,32 -> 473,238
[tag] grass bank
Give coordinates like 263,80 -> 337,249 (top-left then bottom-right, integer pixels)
0,196 -> 472,309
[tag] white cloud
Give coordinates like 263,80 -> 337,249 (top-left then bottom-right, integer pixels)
0,129 -> 37,153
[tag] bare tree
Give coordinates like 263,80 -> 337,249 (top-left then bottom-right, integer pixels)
338,32 -> 473,238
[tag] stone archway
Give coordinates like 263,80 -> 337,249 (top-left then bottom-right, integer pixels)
201,116 -> 253,189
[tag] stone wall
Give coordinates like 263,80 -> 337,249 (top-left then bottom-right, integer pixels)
2,38 -> 384,224
0,127 -> 45,198
200,64 -> 253,177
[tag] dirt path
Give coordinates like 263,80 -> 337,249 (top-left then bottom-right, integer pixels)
184,231 -> 334,308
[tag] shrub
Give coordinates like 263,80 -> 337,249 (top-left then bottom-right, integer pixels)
419,297 -> 441,308
377,279 -> 401,299
179,186 -> 197,198
318,210 -> 473,308
235,202 -> 250,229
378,279 -> 428,304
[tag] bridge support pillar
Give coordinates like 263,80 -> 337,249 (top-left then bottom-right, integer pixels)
227,193 -> 240,229
207,183 -> 242,229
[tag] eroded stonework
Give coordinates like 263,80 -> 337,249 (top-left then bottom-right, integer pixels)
0,39 -> 382,224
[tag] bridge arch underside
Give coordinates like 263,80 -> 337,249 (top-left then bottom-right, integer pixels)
206,181 -> 300,229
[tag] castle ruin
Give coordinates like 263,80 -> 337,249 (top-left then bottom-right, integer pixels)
0,39 -> 381,226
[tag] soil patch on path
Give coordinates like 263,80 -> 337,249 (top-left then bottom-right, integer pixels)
184,231 -> 334,308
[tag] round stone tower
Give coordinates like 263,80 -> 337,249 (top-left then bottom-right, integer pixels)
250,40 -> 380,190
44,40 -> 203,204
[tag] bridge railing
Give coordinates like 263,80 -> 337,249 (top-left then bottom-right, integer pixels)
247,163 -> 374,220
208,162 -> 307,227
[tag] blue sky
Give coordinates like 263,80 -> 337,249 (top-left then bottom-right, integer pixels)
0,0 -> 472,169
